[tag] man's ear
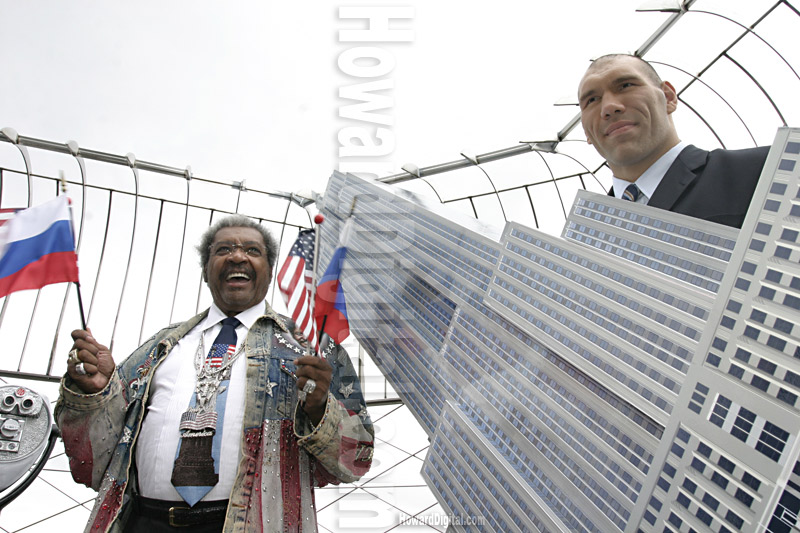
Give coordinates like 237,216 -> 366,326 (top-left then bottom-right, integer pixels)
202,266 -> 208,282
662,81 -> 678,114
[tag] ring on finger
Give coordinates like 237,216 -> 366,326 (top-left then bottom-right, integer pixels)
75,362 -> 87,376
68,349 -> 80,364
297,390 -> 307,403
302,379 -> 316,395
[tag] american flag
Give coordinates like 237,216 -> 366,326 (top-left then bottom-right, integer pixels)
207,343 -> 235,368
277,228 -> 319,353
179,410 -> 218,431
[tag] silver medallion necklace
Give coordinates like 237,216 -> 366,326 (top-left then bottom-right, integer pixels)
179,328 -> 246,436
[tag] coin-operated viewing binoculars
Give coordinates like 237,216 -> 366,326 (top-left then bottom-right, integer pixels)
0,385 -> 59,511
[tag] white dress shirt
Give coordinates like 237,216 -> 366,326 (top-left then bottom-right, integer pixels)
611,141 -> 688,204
136,301 -> 265,501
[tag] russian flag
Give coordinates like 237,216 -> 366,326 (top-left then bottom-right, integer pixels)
314,218 -> 354,344
0,196 -> 79,298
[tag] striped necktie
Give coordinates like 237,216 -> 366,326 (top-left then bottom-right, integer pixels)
622,183 -> 642,202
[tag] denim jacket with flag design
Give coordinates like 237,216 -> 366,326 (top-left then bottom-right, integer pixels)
55,302 -> 374,532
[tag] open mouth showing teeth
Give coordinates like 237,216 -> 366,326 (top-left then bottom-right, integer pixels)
226,272 -> 251,281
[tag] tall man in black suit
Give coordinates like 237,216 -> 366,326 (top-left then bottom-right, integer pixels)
577,53 -> 769,229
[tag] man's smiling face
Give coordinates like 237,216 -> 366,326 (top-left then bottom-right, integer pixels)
204,226 -> 271,316
578,55 -> 680,182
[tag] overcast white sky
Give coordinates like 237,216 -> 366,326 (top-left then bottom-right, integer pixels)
0,1 -> 660,196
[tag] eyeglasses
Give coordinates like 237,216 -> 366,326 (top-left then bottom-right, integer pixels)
209,242 -> 266,258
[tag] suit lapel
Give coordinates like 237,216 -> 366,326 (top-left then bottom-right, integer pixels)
648,145 -> 708,210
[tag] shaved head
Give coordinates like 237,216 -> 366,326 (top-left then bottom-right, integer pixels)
585,54 -> 662,86
577,54 -> 680,182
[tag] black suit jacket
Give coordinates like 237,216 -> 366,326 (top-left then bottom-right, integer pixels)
610,144 -> 770,229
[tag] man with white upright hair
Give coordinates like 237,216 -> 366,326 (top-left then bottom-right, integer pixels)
56,215 -> 373,532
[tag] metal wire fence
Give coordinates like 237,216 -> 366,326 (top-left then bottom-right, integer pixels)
2,1 -> 799,385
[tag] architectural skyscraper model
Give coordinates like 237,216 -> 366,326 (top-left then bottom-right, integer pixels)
317,127 -> 800,532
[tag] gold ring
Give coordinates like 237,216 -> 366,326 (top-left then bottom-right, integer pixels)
68,349 -> 80,364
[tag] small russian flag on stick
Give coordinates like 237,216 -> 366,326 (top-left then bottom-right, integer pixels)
314,216 -> 354,345
0,190 -> 85,327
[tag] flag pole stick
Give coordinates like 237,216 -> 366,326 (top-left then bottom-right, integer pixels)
74,283 -> 87,331
60,173 -> 87,330
317,316 -> 328,349
308,215 -> 323,356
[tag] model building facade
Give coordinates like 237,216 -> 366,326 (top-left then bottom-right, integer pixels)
317,128 -> 800,532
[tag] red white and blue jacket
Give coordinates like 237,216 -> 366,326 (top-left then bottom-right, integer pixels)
55,303 -> 374,532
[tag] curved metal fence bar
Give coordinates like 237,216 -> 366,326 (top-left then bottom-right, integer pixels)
167,177 -> 191,325
271,199 -> 296,309
109,159 -> 140,352
725,54 -> 787,126
680,98 -> 727,148
377,1 -> 800,233
0,130 -> 301,204
655,60 -> 757,146
552,150 -> 602,189
0,130 -> 34,337
634,0 -> 701,57
17,286 -> 42,373
0,129 -> 33,205
193,209 -> 218,317
138,201 -> 165,347
46,147 -> 91,373
532,150 -> 567,220
380,142 -> 557,186
462,156 -> 508,223
690,5 -> 798,83
85,190 -> 113,327
0,135 -> 309,383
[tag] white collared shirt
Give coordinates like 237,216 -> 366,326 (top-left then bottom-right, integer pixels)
611,141 -> 688,204
136,301 -> 265,501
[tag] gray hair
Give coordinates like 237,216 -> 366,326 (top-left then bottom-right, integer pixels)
196,215 -> 279,269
